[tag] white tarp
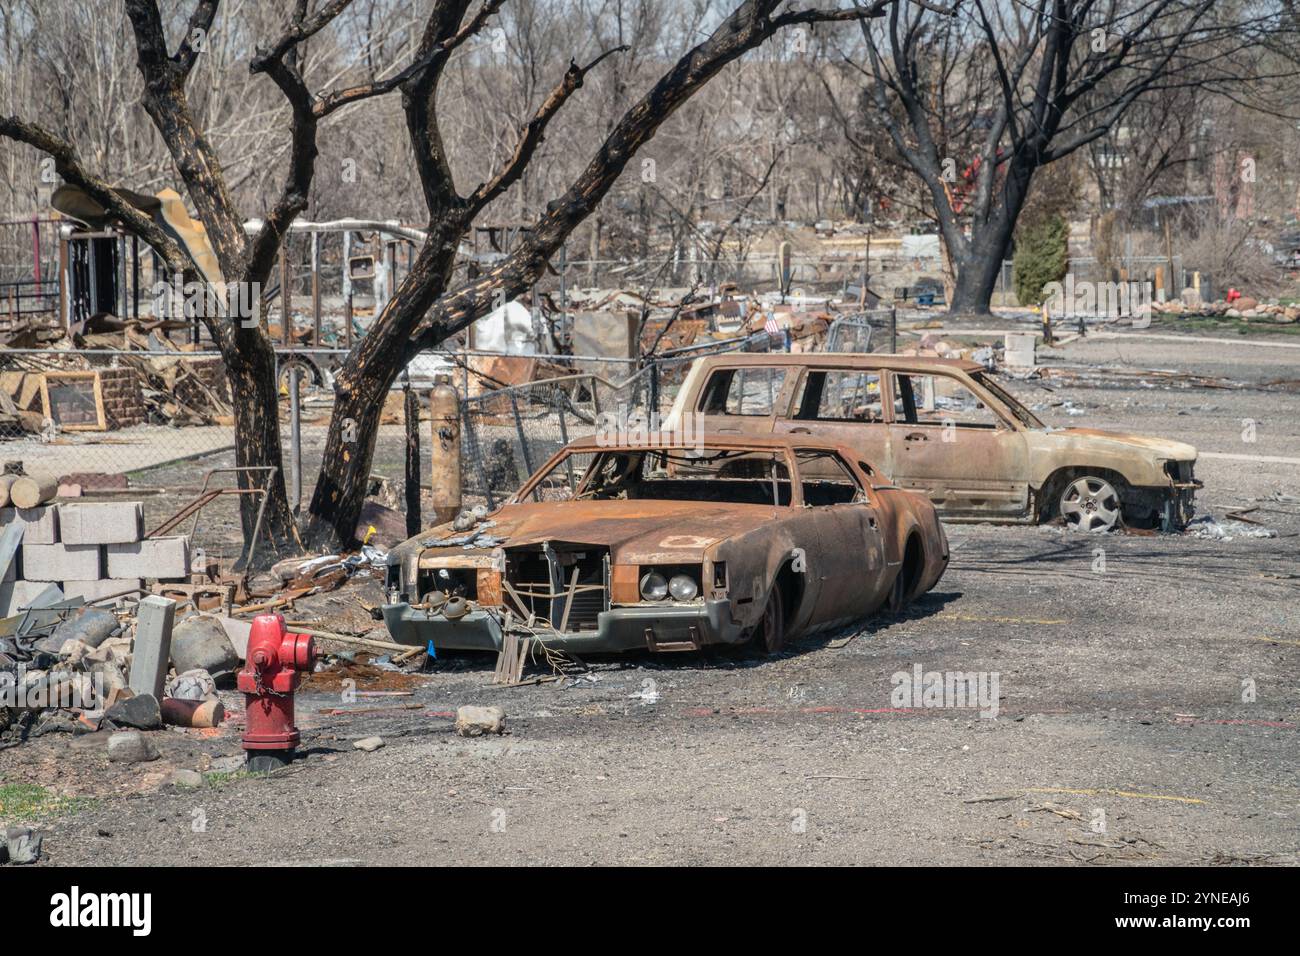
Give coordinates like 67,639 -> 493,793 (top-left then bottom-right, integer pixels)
473,300 -> 537,354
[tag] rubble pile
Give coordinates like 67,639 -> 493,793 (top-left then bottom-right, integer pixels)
0,327 -> 233,438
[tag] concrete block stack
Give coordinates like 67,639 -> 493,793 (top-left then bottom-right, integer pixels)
0,497 -> 189,617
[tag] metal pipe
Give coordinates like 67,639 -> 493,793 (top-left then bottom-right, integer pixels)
288,366 -> 302,513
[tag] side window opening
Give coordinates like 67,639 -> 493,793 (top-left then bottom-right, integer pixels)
795,449 -> 868,506
698,367 -> 788,417
794,369 -> 884,422
892,373 -> 999,429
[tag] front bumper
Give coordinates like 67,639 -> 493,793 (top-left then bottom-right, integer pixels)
379,599 -> 744,654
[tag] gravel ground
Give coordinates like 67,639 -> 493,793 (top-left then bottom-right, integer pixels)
4,330 -> 1297,866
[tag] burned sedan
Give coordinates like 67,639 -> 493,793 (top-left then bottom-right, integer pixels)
380,435 -> 948,656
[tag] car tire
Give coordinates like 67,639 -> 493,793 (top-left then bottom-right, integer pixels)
1058,475 -> 1123,533
887,566 -> 908,615
756,585 -> 785,656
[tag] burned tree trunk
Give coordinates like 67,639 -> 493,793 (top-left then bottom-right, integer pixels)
947,226 -> 1015,316
223,337 -> 300,558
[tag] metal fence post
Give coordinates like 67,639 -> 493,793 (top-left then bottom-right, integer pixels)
557,399 -> 576,491
890,306 -> 897,353
288,364 -> 302,513
403,370 -> 421,536
509,390 -> 535,479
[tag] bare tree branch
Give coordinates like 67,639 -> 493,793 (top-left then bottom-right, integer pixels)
466,45 -> 630,215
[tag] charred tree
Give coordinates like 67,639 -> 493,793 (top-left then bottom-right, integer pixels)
849,0 -> 1295,315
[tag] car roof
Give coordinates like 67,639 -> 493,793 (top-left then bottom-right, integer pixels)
692,352 -> 984,373
563,432 -> 861,457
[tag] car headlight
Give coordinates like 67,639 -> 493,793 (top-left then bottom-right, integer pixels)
639,571 -> 668,601
668,574 -> 698,601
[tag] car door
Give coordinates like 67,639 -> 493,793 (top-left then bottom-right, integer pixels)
884,371 -> 1029,516
788,449 -> 889,628
773,367 -> 894,478
693,365 -> 791,436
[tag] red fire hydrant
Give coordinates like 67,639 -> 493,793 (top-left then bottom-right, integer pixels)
237,613 -> 316,771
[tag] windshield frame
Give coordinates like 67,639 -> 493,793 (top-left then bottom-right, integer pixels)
969,371 -> 1045,429
512,444 -> 805,506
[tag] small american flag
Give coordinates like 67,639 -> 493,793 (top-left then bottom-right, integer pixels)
764,316 -> 782,337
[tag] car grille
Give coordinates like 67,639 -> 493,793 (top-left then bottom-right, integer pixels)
504,545 -> 609,632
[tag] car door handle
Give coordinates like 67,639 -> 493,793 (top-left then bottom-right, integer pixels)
904,432 -> 928,442
789,427 -> 811,434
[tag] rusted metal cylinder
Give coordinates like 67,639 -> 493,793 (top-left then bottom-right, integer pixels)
161,697 -> 225,728
429,374 -> 462,525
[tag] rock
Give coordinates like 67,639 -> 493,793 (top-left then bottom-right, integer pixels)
60,640 -> 93,665
210,754 -> 245,773
454,705 -> 506,737
5,826 -> 42,865
83,636 -> 131,668
165,668 -> 216,701
105,693 -> 162,730
106,731 -> 158,763
170,616 -> 239,679
88,661 -> 128,705
168,769 -> 203,788
352,736 -> 385,752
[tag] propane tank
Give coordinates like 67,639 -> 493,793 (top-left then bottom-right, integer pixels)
429,373 -> 462,525
236,613 -> 316,771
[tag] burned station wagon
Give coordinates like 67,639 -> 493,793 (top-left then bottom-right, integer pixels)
380,435 -> 948,655
666,354 -> 1201,532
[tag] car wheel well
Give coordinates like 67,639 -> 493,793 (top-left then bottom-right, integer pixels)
773,560 -> 804,630
900,533 -> 924,602
1038,466 -> 1130,520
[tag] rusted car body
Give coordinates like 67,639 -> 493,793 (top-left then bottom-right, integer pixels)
664,354 -> 1201,532
380,435 -> 948,655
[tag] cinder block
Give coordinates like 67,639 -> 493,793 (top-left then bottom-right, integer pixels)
1,580 -> 57,617
1004,349 -> 1037,369
62,579 -> 144,603
20,542 -> 101,582
129,595 -> 176,699
106,536 -> 190,580
0,505 -> 59,545
58,502 -> 143,545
